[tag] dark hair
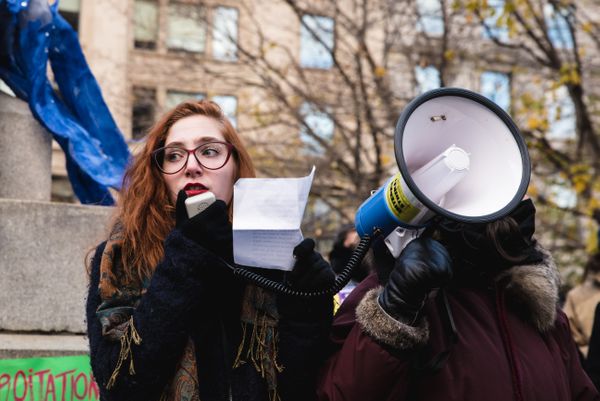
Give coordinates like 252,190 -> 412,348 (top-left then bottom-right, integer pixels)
432,200 -> 542,279
484,217 -> 538,264
584,252 -> 600,280
328,224 -> 374,282
593,209 -> 600,224
329,224 -> 355,255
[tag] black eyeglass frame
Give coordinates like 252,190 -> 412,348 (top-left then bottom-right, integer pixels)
152,141 -> 235,175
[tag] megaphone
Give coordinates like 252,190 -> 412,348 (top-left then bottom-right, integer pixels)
355,88 -> 531,257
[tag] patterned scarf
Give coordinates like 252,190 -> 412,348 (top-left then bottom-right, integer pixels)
96,225 -> 282,401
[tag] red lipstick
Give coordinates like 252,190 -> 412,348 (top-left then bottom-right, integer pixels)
184,183 -> 208,197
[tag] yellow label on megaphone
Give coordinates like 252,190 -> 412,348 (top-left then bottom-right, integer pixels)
385,173 -> 421,222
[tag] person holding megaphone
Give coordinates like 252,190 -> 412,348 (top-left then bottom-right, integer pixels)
85,100 -> 335,401
317,200 -> 598,401
316,89 -> 599,401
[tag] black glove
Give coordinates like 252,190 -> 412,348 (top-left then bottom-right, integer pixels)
277,239 -> 335,321
287,238 -> 336,291
175,190 -> 233,263
378,237 -> 453,325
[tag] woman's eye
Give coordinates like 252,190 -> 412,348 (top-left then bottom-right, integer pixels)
200,147 -> 221,157
165,150 -> 185,162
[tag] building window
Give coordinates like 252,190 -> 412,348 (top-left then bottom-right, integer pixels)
416,0 -> 444,36
415,65 -> 441,94
213,95 -> 238,128
482,0 -> 508,41
300,102 -> 334,154
212,7 -> 238,61
132,87 -> 157,140
165,90 -> 205,111
163,92 -> 236,127
58,0 -> 80,33
480,71 -> 510,111
300,15 -> 334,69
547,86 -> 576,140
167,2 -> 206,53
544,4 -> 574,50
134,0 -> 158,49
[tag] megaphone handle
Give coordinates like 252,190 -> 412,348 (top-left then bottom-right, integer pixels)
384,227 -> 424,258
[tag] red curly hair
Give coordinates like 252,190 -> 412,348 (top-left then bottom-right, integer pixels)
114,100 -> 255,282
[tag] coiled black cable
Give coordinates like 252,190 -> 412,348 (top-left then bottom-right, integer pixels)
228,234 -> 375,297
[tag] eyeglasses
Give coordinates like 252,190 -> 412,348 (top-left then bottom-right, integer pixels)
152,141 -> 235,174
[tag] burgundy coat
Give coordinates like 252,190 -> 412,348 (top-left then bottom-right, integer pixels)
317,250 -> 599,401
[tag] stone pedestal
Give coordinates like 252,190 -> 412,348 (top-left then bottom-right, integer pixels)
0,199 -> 112,334
0,93 -> 52,201
0,93 -> 113,358
0,334 -> 89,359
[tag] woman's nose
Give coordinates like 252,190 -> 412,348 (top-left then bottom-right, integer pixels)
184,152 -> 204,176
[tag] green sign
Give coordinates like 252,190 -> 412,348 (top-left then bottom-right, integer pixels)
0,355 -> 99,401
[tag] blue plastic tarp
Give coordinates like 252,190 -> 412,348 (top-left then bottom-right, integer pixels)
0,0 -> 131,205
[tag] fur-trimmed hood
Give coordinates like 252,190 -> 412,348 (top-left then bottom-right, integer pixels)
495,245 -> 559,332
356,245 -> 560,350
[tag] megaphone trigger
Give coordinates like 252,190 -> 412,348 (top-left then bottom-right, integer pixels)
384,227 -> 425,258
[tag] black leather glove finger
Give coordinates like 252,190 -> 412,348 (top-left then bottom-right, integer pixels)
289,238 -> 336,291
378,237 -> 453,325
175,190 -> 233,263
277,239 -> 335,322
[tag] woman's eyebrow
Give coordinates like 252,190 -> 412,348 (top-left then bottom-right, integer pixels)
195,136 -> 221,144
165,137 -> 221,147
164,140 -> 185,147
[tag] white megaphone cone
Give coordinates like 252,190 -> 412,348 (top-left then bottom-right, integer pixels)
355,87 -> 530,257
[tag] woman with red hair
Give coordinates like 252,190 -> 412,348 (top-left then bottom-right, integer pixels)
86,100 -> 334,401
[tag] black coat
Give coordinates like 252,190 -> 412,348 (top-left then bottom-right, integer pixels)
585,301 -> 600,391
86,229 -> 332,401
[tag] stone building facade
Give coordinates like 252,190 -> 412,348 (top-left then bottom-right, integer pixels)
40,0 -> 600,216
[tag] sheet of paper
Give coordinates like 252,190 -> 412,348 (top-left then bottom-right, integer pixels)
233,230 -> 303,270
232,166 -> 315,270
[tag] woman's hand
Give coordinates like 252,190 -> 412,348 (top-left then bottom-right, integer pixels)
378,237 -> 453,325
277,238 -> 335,321
288,238 -> 336,291
175,190 -> 233,263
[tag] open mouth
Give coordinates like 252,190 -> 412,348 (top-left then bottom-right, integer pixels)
184,183 -> 208,197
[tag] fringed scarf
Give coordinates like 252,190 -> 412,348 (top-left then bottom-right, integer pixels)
96,226 -> 282,401
234,285 -> 284,401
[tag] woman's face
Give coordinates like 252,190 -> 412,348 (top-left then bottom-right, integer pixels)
161,115 -> 237,205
